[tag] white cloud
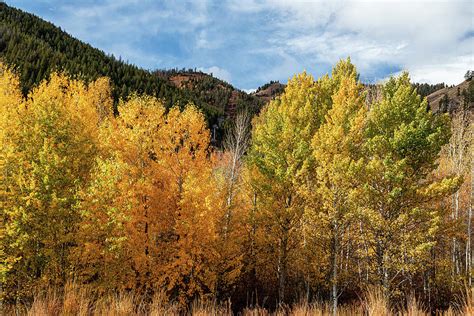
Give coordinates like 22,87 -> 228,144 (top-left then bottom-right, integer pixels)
408,54 -> 473,84
227,0 -> 266,13
198,66 -> 232,83
228,0 -> 474,84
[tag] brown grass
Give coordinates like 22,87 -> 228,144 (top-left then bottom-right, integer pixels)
459,285 -> 474,315
149,290 -> 179,316
191,299 -> 232,316
4,284 -> 472,315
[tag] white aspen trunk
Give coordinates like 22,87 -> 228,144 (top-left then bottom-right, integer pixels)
360,221 -> 370,282
452,192 -> 459,278
332,223 -> 338,316
277,235 -> 288,305
223,111 -> 250,239
467,200 -> 472,286
455,191 -> 460,275
468,158 -> 474,286
302,218 -> 310,302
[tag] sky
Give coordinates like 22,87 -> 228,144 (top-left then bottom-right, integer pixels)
6,0 -> 474,91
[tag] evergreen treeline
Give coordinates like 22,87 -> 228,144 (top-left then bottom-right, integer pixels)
413,82 -> 447,98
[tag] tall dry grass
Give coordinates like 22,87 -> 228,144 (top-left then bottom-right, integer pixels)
457,285 -> 474,315
401,294 -> 428,316
191,299 -> 232,316
3,283 -> 472,315
362,286 -> 391,315
149,290 -> 180,315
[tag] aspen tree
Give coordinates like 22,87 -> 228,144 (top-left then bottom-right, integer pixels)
311,74 -> 367,315
360,73 -> 461,297
1,70 -> 109,300
248,72 -> 320,304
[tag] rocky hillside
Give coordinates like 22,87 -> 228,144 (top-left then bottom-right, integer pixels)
252,81 -> 285,103
427,79 -> 474,113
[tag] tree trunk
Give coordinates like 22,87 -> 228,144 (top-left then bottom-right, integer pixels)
467,201 -> 472,287
278,235 -> 288,305
331,222 -> 339,316
360,221 -> 370,282
453,191 -> 460,277
468,160 -> 474,286
250,192 -> 258,305
376,238 -> 389,296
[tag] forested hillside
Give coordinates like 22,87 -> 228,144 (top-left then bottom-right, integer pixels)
0,3 -> 262,134
156,68 -> 262,121
0,3 -> 177,102
252,80 -> 285,102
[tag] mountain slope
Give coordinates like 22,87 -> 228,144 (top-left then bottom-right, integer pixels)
252,81 -> 285,103
0,3 -> 262,132
427,79 -> 474,113
155,69 -> 262,120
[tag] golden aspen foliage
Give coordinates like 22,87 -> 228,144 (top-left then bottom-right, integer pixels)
73,95 -> 167,293
1,70 -> 113,301
157,105 -> 221,305
0,63 -> 24,290
74,96 -> 221,306
1,58 -> 471,312
313,57 -> 359,129
248,71 -> 322,303
309,71 -> 367,312
246,59 -> 363,305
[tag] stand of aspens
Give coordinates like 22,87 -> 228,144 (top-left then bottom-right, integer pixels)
1,59 -> 473,314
